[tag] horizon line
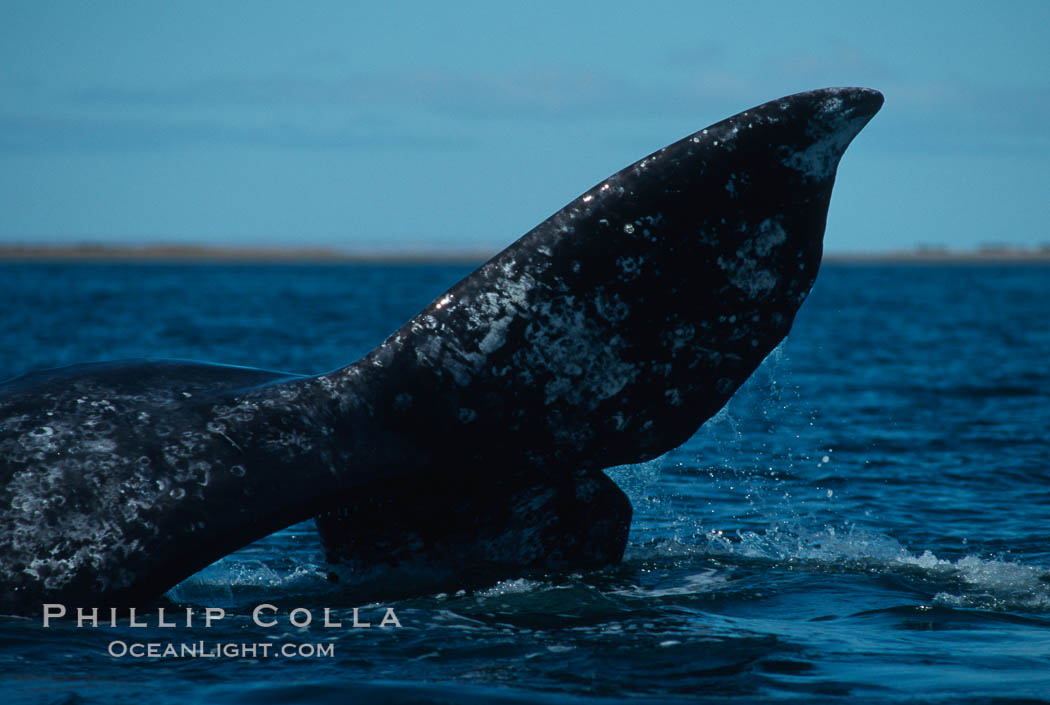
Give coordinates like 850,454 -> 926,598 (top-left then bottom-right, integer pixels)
1,242 -> 1049,265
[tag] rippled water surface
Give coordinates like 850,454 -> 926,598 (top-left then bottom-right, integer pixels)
1,262 -> 1048,704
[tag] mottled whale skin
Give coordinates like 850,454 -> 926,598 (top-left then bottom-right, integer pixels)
0,87 -> 882,614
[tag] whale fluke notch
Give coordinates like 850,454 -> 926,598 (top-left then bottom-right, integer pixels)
0,88 -> 882,614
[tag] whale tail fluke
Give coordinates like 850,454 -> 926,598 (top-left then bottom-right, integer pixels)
314,87 -> 883,589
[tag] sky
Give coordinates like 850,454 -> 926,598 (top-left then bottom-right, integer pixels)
1,1 -> 1048,254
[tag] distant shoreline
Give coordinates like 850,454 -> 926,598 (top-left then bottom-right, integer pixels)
1,244 -> 1049,265
823,249 -> 1050,265
0,244 -> 490,265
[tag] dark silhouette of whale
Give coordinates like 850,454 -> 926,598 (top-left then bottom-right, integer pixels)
0,87 -> 882,615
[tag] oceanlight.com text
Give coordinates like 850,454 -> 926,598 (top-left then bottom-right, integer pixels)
107,640 -> 336,659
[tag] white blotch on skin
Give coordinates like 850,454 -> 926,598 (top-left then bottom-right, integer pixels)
781,97 -> 871,182
717,218 -> 786,299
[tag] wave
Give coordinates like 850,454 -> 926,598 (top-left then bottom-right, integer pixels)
623,523 -> 1050,612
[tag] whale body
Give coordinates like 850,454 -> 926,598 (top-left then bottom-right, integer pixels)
0,87 -> 882,614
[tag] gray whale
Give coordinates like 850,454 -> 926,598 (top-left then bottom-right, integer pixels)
0,87 -> 882,614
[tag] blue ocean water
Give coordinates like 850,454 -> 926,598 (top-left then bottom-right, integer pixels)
1,262 -> 1048,704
